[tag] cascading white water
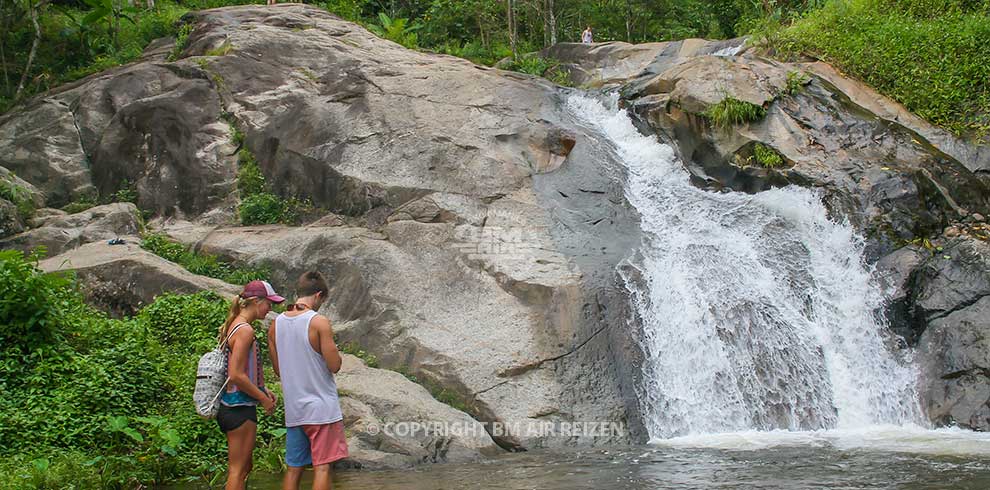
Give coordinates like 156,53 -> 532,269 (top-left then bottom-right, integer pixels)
712,44 -> 744,56
566,94 -> 924,440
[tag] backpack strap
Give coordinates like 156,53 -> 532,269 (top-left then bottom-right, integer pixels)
209,322 -> 251,408
217,322 -> 250,351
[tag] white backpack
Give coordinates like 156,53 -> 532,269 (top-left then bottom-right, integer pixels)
194,323 -> 247,418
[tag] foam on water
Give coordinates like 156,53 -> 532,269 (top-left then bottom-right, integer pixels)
656,425 -> 990,457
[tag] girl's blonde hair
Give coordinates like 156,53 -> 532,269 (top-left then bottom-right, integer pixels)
218,295 -> 262,342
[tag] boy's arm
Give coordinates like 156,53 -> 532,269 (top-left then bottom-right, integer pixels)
268,319 -> 280,378
314,315 -> 342,374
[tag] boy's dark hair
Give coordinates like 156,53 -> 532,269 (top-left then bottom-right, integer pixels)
296,271 -> 329,298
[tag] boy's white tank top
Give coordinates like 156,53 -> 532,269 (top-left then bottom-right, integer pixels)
275,309 -> 343,427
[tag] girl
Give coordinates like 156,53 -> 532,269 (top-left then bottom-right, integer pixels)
217,280 -> 285,490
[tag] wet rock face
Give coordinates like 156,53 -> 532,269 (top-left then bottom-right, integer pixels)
919,294 -> 990,430
625,57 -> 988,260
550,43 -> 990,261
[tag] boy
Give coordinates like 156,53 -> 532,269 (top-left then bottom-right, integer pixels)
269,271 -> 347,490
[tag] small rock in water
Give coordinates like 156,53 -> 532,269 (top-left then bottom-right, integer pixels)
973,213 -> 986,222
945,227 -> 960,238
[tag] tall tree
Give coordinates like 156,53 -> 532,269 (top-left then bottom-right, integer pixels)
15,0 -> 46,100
506,0 -> 517,57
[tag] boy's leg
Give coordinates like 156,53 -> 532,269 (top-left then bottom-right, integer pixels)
302,422 -> 348,490
284,426 -> 313,490
312,464 -> 332,490
283,467 -> 305,490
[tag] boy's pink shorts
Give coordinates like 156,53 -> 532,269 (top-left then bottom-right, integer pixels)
285,420 -> 349,467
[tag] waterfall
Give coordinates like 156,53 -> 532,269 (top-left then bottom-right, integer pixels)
565,94 -> 924,440
712,44 -> 744,56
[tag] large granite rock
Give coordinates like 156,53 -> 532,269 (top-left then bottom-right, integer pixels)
0,203 -> 141,256
335,354 -> 502,469
38,238 -> 239,316
0,60 -> 236,218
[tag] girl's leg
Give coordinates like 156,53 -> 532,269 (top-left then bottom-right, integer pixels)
226,420 -> 257,490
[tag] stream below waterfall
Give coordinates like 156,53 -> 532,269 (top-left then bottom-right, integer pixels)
172,427 -> 990,489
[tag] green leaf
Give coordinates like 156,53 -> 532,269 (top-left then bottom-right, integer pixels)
107,415 -> 129,431
30,458 -> 50,473
121,427 -> 144,442
83,456 -> 105,466
81,7 -> 110,26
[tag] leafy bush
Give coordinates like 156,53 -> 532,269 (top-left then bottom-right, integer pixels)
503,55 -> 573,86
368,13 -> 421,48
0,250 -> 73,353
2,1 -> 189,111
764,0 -> 990,136
140,232 -> 270,285
0,252 -> 246,487
240,193 -> 298,225
234,146 -> 313,226
504,55 -> 555,76
237,150 -> 266,197
435,40 -> 514,66
701,96 -> 767,128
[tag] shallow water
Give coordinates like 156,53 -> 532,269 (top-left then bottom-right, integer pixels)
178,427 -> 990,490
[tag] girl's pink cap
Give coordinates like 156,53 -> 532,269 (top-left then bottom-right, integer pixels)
240,280 -> 285,303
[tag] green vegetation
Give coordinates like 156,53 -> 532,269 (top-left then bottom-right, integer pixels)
702,96 -> 767,128
236,149 -> 266,197
785,70 -> 811,95
167,22 -> 193,62
235,145 -> 314,226
0,0 -> 818,113
0,250 -> 287,488
503,55 -> 573,87
752,142 -> 785,168
203,40 -> 233,57
140,232 -> 270,285
368,12 -> 421,49
756,0 -> 990,136
393,366 -> 473,414
62,197 -> 99,215
0,177 -> 35,221
338,341 -> 379,368
3,0 -> 986,137
1,1 -> 188,112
